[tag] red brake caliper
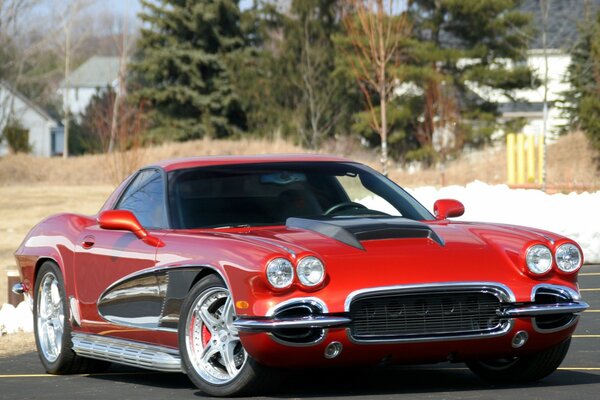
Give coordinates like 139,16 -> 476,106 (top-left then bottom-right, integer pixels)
202,324 -> 212,347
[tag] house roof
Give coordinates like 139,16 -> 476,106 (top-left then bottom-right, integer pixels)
0,80 -> 57,122
61,56 -> 121,88
521,0 -> 600,50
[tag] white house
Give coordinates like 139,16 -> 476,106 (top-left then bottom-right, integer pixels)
58,56 -> 121,116
475,0 -> 600,138
0,81 -> 64,157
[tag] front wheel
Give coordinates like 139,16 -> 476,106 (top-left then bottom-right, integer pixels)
34,261 -> 110,374
179,274 -> 266,397
466,338 -> 571,383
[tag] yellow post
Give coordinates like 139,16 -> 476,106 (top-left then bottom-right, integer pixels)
516,133 -> 525,184
506,133 -> 516,185
538,133 -> 545,185
526,134 -> 535,183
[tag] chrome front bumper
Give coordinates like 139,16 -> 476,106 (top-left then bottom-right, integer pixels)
233,300 -> 589,332
233,282 -> 589,335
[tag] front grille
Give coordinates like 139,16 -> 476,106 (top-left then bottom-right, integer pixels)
349,290 -> 503,341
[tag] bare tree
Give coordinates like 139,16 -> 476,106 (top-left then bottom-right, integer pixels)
539,0 -> 549,191
88,89 -> 145,183
297,17 -> 340,149
0,0 -> 38,131
52,0 -> 91,158
342,0 -> 410,175
108,3 -> 135,153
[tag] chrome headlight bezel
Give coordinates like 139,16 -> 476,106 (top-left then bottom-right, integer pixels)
525,244 -> 553,275
555,243 -> 582,273
265,258 -> 295,289
296,256 -> 325,287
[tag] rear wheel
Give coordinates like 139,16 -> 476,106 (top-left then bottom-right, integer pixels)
34,261 -> 110,374
466,338 -> 571,383
179,274 -> 266,397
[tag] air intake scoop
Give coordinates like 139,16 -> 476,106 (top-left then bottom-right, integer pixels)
286,217 -> 444,250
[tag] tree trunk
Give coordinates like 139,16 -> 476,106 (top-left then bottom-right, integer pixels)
377,0 -> 388,176
63,24 -> 70,159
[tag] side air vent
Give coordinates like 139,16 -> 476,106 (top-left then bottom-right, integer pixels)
270,301 -> 327,345
532,286 -> 579,332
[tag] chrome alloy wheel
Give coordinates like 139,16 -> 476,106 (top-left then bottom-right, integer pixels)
36,272 -> 64,363
184,287 -> 248,384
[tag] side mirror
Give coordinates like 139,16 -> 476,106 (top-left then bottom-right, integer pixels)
433,199 -> 465,220
98,210 -> 164,247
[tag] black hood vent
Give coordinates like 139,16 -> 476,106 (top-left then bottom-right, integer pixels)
286,217 -> 444,250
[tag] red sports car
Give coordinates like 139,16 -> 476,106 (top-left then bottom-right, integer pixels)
13,155 -> 588,396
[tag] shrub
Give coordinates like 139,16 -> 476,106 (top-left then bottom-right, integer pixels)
2,121 -> 31,154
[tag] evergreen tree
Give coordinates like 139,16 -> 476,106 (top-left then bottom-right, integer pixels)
563,11 -> 600,153
405,0 -> 535,161
132,0 -> 247,141
240,0 -> 359,145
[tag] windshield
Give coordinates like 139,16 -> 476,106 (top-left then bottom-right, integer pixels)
168,162 -> 433,229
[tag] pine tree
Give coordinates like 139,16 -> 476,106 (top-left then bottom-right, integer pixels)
563,11 -> 600,152
132,0 -> 247,141
249,0 -> 358,146
401,0 -> 535,163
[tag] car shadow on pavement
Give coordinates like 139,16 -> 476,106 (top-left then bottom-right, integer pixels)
188,365 -> 600,398
7,353 -> 599,398
86,363 -> 600,397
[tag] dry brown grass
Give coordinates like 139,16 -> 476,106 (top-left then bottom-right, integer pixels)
0,131 -> 596,189
0,332 -> 35,357
0,136 -> 307,186
391,131 -> 600,190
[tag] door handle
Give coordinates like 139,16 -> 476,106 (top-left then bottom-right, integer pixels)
81,235 -> 95,249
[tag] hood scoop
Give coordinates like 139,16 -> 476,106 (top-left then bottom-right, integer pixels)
286,217 -> 444,250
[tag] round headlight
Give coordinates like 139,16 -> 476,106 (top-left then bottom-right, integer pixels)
526,244 -> 552,275
555,243 -> 582,273
296,256 -> 325,287
266,258 -> 294,289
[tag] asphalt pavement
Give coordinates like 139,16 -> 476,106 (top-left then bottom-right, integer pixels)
2,264 -> 600,400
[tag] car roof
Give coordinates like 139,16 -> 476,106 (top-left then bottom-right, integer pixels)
149,154 -> 353,172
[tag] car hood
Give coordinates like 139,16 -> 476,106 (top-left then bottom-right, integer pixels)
224,218 -> 568,304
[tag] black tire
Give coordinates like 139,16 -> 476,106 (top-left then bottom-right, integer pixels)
466,338 -> 571,383
179,274 -> 267,397
33,261 -> 110,374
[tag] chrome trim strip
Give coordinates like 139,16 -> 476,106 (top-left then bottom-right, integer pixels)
71,332 -> 181,372
531,283 -> 581,302
345,320 -> 514,345
501,302 -> 589,317
266,297 -> 328,317
69,296 -> 82,327
11,282 -> 24,295
344,281 -> 516,312
233,316 -> 351,332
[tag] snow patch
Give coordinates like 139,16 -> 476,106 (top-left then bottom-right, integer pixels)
0,301 -> 33,334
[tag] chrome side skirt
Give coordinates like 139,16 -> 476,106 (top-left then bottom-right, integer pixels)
71,333 -> 182,372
